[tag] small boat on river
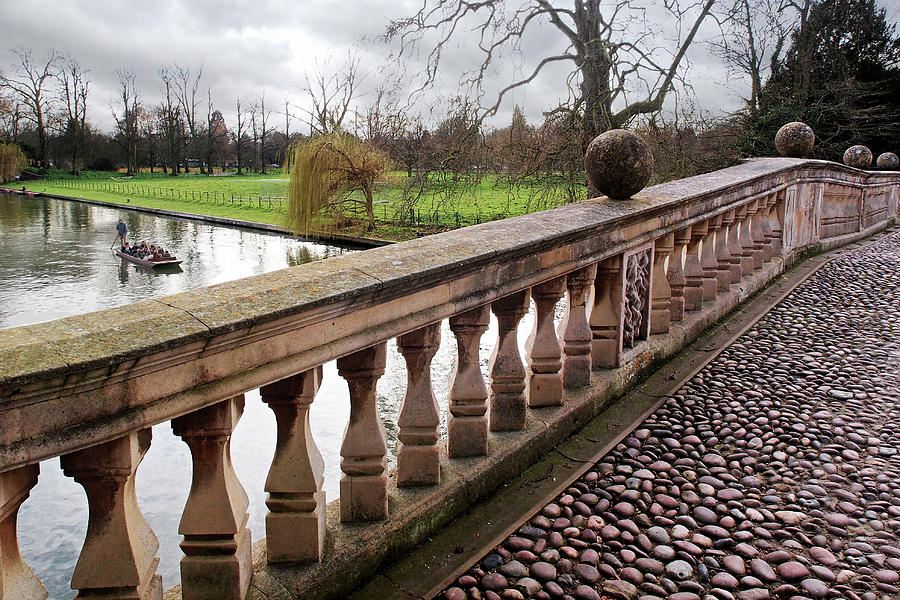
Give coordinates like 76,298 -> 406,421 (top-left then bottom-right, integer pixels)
114,249 -> 182,269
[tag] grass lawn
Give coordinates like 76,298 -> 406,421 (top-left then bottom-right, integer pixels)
16,170 -> 584,242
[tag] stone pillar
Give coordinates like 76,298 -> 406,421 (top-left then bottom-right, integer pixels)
700,217 -> 720,301
739,202 -> 758,275
172,397 -> 251,600
560,265 -> 597,387
749,199 -> 766,269
668,228 -> 690,322
715,210 -> 735,291
260,367 -> 325,564
683,222 -> 706,312
650,234 -> 674,335
769,193 -> 785,257
727,205 -> 746,283
758,196 -> 775,262
337,343 -> 388,521
61,430 -> 162,600
489,290 -> 530,431
448,306 -> 490,458
526,277 -> 565,407
397,323 -> 442,486
0,464 -> 46,600
590,256 -> 624,369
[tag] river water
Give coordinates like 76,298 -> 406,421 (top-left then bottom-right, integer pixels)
1,193 -> 545,599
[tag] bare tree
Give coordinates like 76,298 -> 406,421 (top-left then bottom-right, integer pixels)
256,93 -> 273,173
779,0 -> 813,112
204,89 -> 228,173
0,93 -> 23,142
231,98 -> 248,174
158,67 -> 183,176
140,110 -> 160,173
710,0 -> 789,114
174,64 -> 204,172
250,102 -> 259,172
0,47 -> 61,173
112,68 -> 141,174
301,51 -> 361,135
386,0 -> 715,152
58,56 -> 90,174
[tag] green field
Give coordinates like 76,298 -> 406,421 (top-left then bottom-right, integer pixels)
15,170 -> 583,241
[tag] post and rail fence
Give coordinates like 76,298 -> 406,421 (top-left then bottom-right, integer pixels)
47,177 -> 287,210
0,158 -> 897,600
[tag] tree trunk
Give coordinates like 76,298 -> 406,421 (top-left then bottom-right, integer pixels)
364,185 -> 377,231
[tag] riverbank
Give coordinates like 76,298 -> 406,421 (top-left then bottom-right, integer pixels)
1,186 -> 391,248
15,171 -> 569,242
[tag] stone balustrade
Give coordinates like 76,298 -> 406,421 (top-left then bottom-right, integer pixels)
0,158 -> 897,600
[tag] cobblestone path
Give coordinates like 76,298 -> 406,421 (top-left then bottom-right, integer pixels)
440,230 -> 900,600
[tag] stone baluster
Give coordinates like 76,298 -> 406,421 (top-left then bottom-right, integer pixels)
560,264 -> 597,387
739,201 -> 758,276
700,217 -> 720,301
758,195 -> 775,262
590,256 -> 624,369
448,306 -> 490,458
650,234 -> 674,335
0,464 -> 46,600
769,193 -> 785,256
749,199 -> 766,269
260,367 -> 325,563
61,430 -> 162,600
172,397 -> 251,600
397,323 -> 442,486
727,205 -> 746,283
489,290 -> 530,431
526,277 -> 565,407
715,210 -> 735,291
668,228 -> 690,322
683,222 -> 706,311
337,343 -> 388,521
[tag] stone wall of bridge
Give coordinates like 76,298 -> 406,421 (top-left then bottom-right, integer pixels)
0,158 -> 897,600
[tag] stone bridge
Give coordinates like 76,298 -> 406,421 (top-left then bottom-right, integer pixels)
0,158 -> 897,600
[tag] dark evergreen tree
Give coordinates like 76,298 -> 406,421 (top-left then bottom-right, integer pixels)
744,0 -> 900,159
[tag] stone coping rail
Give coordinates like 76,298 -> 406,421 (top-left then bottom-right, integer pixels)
0,157 -> 897,600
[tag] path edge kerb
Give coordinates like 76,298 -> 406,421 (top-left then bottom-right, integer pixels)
355,225 -> 899,600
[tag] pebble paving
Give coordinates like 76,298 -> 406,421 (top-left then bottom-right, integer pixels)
440,230 -> 900,600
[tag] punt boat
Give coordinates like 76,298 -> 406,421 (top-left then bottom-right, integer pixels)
114,249 -> 182,268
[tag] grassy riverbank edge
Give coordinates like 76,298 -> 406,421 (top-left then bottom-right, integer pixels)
4,186 -> 394,247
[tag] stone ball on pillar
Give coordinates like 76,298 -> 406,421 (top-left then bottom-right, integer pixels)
774,122 -> 815,157
876,152 -> 899,170
843,145 -> 873,168
584,129 -> 654,200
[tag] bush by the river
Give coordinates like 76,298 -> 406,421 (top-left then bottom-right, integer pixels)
0,143 -> 27,184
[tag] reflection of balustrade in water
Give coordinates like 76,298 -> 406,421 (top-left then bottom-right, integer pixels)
0,158 -> 898,600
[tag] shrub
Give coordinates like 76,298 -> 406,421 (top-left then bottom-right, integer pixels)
0,144 -> 28,184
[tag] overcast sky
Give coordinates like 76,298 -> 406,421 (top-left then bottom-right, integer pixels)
1,1 -> 897,135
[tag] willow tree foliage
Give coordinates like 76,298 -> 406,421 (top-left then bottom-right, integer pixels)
286,132 -> 389,233
385,0 -> 715,151
0,143 -> 27,183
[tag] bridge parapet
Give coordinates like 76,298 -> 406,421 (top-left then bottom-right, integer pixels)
0,158 -> 897,599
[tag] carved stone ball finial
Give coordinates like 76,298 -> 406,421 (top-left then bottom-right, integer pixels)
843,145 -> 873,168
584,129 -> 654,200
774,122 -> 815,157
876,152 -> 899,170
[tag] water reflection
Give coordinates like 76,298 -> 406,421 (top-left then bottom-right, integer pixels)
0,194 -> 348,329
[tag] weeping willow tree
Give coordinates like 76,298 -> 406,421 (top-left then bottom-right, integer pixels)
286,132 -> 389,233
0,143 -> 27,184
